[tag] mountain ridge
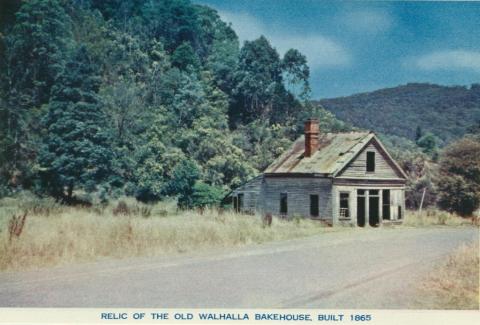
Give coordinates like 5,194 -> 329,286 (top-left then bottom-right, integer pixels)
315,83 -> 480,144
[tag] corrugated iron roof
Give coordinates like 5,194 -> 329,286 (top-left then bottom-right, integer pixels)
264,132 -> 375,175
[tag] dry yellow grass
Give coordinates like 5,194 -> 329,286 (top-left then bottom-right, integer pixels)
1,194 -> 476,271
0,197 -> 336,271
403,209 -> 474,227
414,243 -> 480,310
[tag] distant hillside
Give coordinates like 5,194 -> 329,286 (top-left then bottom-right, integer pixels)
316,83 -> 480,145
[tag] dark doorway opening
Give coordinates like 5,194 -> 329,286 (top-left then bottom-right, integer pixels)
235,193 -> 244,213
357,190 -> 366,227
382,189 -> 390,220
280,193 -> 288,215
369,190 -> 380,226
233,196 -> 238,212
310,194 -> 319,217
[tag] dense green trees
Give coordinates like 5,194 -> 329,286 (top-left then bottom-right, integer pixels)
230,36 -> 309,126
282,49 -> 310,101
384,132 -> 479,215
0,0 -> 318,206
397,150 -> 437,210
38,46 -> 114,201
416,132 -> 438,158
171,42 -> 200,70
169,159 -> 201,208
232,36 -> 283,123
436,135 -> 480,216
2,0 -> 475,216
5,0 -> 72,107
190,182 -> 225,209
1,0 -> 73,188
141,0 -> 200,53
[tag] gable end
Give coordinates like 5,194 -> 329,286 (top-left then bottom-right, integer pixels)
334,137 -> 407,180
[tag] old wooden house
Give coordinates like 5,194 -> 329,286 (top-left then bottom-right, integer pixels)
230,118 -> 407,227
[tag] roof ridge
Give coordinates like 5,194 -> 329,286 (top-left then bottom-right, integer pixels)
323,130 -> 371,134
264,131 -> 377,175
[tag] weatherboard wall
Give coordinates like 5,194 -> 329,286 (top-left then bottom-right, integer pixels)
261,176 -> 333,220
231,176 -> 263,214
337,142 -> 400,180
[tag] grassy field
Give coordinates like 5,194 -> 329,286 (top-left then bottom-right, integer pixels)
0,194 -> 476,271
414,243 -> 480,310
0,194 -> 337,271
402,209 -> 475,227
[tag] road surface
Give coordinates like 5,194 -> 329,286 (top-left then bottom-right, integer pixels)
0,227 -> 477,308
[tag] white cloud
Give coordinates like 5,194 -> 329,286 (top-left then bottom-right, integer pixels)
273,35 -> 350,68
413,50 -> 480,72
218,11 -> 266,44
219,10 -> 351,69
340,9 -> 393,35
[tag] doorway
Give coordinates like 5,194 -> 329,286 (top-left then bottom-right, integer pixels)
310,194 -> 319,217
357,190 -> 366,227
368,190 -> 380,227
356,189 -> 381,227
382,189 -> 391,220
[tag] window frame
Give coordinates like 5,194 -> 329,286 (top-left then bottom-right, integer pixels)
339,191 -> 350,220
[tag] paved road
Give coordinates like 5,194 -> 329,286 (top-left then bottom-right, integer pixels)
0,227 -> 478,308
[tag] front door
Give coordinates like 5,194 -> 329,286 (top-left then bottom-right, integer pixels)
368,190 -> 380,227
356,189 -> 381,227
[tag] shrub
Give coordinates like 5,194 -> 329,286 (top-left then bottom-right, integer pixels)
9,191 -> 64,216
0,183 -> 10,199
112,200 -> 152,218
190,182 -> 225,209
168,159 -> 201,209
8,212 -> 27,242
113,200 -> 130,216
436,135 -> 480,216
135,205 -> 152,218
263,213 -> 272,227
437,175 -> 479,217
403,209 -> 471,227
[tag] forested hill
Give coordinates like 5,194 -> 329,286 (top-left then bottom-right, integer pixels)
0,0 -> 353,204
316,83 -> 480,145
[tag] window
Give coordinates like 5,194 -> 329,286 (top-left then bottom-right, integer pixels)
310,195 -> 319,217
280,193 -> 288,215
366,151 -> 375,172
398,206 -> 402,220
339,192 -> 350,219
382,190 -> 390,220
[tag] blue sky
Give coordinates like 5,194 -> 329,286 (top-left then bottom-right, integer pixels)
196,0 -> 480,99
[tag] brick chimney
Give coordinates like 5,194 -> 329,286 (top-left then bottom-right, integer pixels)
304,118 -> 319,157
